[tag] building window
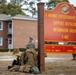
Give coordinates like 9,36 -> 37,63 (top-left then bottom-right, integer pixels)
9,23 -> 12,29
0,37 -> 3,46
0,21 -> 3,30
0,2 -> 1,5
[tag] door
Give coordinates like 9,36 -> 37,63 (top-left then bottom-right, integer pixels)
8,38 -> 12,49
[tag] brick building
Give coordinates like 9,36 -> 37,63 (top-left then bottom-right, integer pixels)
0,14 -> 38,49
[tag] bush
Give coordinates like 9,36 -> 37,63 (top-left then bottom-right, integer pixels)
19,48 -> 38,52
0,48 -> 9,52
0,48 -> 38,52
10,49 -> 14,52
19,48 -> 26,52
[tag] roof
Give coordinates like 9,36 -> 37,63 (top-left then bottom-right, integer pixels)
12,14 -> 37,21
0,14 -> 12,21
0,14 -> 37,21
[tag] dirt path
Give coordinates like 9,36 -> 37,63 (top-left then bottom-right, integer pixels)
0,52 -> 76,75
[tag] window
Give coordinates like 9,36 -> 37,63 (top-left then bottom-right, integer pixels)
9,23 -> 12,29
9,39 -> 12,44
0,21 -> 3,30
0,37 -> 3,46
0,2 -> 1,5
0,1 -> 2,6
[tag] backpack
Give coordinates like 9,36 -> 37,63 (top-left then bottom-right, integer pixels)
31,65 -> 40,74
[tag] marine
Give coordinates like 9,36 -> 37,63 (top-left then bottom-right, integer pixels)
8,37 -> 39,73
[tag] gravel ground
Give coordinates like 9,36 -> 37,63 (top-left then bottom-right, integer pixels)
0,52 -> 76,75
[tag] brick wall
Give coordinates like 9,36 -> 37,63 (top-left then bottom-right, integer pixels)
0,21 -> 8,48
13,19 -> 38,48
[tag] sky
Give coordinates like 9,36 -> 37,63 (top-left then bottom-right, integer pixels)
41,0 -> 76,6
68,0 -> 76,6
7,0 -> 76,6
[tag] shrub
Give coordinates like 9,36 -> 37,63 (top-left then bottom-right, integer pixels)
19,48 -> 26,52
0,48 -> 38,52
0,48 -> 9,52
9,49 -> 14,52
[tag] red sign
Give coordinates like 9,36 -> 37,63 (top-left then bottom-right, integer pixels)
44,2 -> 76,42
44,44 -> 76,53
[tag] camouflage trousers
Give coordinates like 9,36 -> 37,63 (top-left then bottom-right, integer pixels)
9,64 -> 32,73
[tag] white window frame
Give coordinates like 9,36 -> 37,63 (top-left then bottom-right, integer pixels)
0,37 -> 3,46
8,23 -> 12,29
0,21 -> 3,30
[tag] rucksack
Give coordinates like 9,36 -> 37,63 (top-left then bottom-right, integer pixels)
31,65 -> 40,74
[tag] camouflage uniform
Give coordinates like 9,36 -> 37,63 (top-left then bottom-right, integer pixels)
9,37 -> 38,73
26,37 -> 35,49
24,48 -> 37,65
19,48 -> 38,72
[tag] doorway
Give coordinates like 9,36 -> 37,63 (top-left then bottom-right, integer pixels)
8,38 -> 12,49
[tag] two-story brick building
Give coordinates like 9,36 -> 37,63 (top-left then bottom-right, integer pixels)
0,14 -> 37,49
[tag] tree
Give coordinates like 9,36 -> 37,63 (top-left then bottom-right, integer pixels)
0,0 -> 25,16
8,0 -> 25,16
10,0 -> 24,6
23,0 -> 41,18
7,3 -> 25,16
0,0 -> 8,14
0,0 -> 7,4
0,0 -> 42,17
46,0 -> 69,9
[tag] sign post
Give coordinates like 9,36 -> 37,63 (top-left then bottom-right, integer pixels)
37,2 -> 76,73
37,3 -> 45,72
